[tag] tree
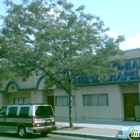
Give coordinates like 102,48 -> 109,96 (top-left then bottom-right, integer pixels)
0,0 -> 124,127
0,36 -> 17,87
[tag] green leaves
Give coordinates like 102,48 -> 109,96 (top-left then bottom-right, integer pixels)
0,0 -> 125,128
0,0 -> 124,90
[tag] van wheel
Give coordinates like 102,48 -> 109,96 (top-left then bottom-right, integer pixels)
40,132 -> 48,137
18,126 -> 27,138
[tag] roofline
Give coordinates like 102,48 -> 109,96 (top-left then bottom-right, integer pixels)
122,47 -> 140,52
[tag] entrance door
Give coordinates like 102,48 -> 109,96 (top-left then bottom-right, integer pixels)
48,96 -> 54,111
123,93 -> 135,120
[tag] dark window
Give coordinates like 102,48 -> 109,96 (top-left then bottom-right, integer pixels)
35,106 -> 53,116
19,107 -> 29,118
8,107 -> 18,117
0,106 -> 7,116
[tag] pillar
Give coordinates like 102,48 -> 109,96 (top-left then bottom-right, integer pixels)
0,93 -> 2,108
31,90 -> 44,103
75,88 -> 83,120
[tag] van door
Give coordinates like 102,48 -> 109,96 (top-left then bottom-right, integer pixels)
34,105 -> 55,128
0,106 -> 7,132
4,106 -> 18,133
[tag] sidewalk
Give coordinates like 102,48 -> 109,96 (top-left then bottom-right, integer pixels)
51,119 -> 140,139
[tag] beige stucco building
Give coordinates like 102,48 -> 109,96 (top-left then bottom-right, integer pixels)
0,48 -> 140,121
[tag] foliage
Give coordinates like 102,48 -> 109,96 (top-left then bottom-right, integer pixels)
0,0 -> 124,127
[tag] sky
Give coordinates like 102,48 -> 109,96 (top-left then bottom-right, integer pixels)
0,0 -> 140,51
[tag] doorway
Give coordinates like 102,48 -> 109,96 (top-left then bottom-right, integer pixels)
48,96 -> 54,111
123,93 -> 135,120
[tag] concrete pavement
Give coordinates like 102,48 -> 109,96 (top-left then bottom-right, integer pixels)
51,119 -> 140,139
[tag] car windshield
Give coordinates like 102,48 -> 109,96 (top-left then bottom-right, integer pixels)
35,106 -> 53,116
0,106 -> 7,115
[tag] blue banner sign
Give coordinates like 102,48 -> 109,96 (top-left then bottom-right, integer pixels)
74,60 -> 140,85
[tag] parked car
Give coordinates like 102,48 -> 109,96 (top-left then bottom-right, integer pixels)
116,126 -> 140,139
0,104 -> 57,138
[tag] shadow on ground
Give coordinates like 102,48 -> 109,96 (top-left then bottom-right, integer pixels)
0,133 -> 51,139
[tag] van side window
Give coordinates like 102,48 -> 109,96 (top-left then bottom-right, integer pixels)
19,107 -> 29,118
8,107 -> 18,117
0,106 -> 7,116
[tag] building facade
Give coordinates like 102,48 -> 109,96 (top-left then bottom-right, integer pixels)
0,48 -> 140,121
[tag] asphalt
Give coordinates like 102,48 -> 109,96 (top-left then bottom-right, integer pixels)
51,119 -> 140,139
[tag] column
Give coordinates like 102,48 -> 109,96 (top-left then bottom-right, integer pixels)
139,83 -> 140,105
75,88 -> 83,120
138,83 -> 140,119
31,90 -> 44,103
0,93 -> 2,108
117,85 -> 124,120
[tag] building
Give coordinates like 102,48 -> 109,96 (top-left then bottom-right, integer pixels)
0,48 -> 140,121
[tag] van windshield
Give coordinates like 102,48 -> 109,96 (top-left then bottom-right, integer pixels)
35,106 -> 53,116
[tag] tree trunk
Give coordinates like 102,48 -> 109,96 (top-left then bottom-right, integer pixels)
68,93 -> 73,128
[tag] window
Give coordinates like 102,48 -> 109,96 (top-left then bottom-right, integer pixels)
55,96 -> 76,106
35,106 -> 53,116
83,94 -> 108,106
62,96 -> 68,106
8,107 -> 18,117
98,94 -> 108,106
0,106 -> 7,116
72,96 -> 76,106
134,93 -> 139,105
19,107 -> 29,118
83,95 -> 90,106
14,98 -> 28,104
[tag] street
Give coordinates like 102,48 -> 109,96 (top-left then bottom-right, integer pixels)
0,133 -> 101,140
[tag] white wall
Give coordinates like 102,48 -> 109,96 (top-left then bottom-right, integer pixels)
135,106 -> 140,119
137,83 -> 140,119
81,85 -> 124,120
54,89 -> 76,119
121,84 -> 139,93
54,85 -> 124,121
31,90 -> 44,103
9,91 -> 31,104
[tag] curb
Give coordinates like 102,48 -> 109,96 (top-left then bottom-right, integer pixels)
50,131 -> 116,139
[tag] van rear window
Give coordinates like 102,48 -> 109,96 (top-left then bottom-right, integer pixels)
35,106 -> 53,116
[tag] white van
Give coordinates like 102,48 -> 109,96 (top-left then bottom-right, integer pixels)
0,104 -> 56,138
